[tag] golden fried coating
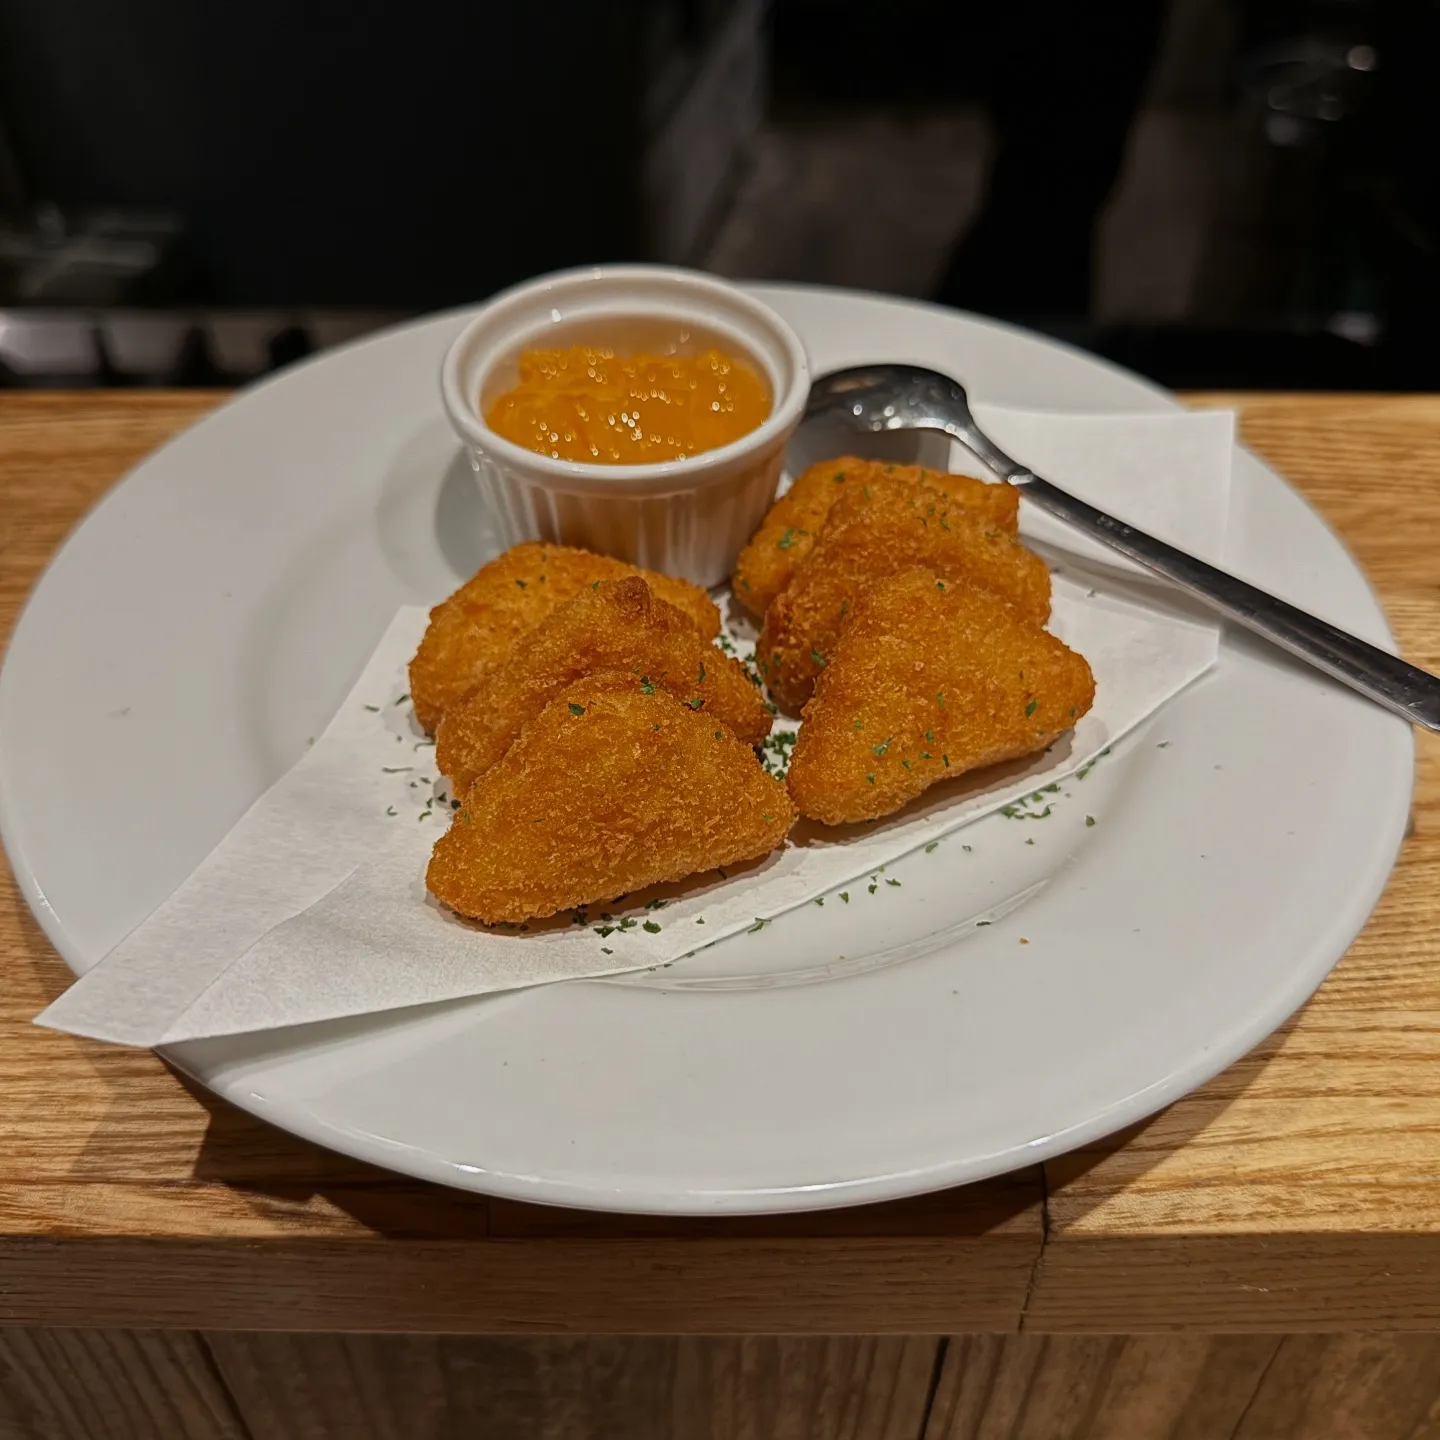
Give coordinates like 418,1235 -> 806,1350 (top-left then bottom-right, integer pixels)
434,576 -> 771,790
732,456 -> 1016,616
786,569 -> 1094,825
756,482 -> 1051,714
409,543 -> 720,732
427,673 -> 796,923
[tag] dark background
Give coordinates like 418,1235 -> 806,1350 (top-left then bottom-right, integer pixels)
0,0 -> 1434,388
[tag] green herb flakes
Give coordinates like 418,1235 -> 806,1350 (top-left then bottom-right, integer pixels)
925,841 -> 938,853
840,891 -> 850,903
642,921 -> 662,934
810,647 -> 827,668
567,702 -> 586,717
1025,699 -> 1038,717
1086,815 -> 1096,827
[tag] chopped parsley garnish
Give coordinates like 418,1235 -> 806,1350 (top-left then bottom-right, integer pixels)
902,759 -> 912,770
776,527 -> 808,550
1086,815 -> 1096,827
685,696 -> 705,710
363,703 -> 380,712
810,647 -> 827,668
590,579 -> 600,590
698,661 -> 706,684
840,891 -> 850,903
925,841 -> 938,853
1025,699 -> 1038,717
834,469 -> 846,482
886,878 -> 901,887
866,773 -> 875,785
1157,740 -> 1170,748
936,692 -> 945,708
642,920 -> 662,934
639,676 -> 656,694
514,579 -> 527,589
871,737 -> 892,757
567,702 -> 586,716
943,754 -> 951,767
382,765 -> 412,773
925,729 -> 935,743
395,693 -> 409,706
714,731 -> 723,740
868,883 -> 877,894
936,579 -> 946,591
814,897 -> 824,906
645,898 -> 666,909
385,805 -> 397,816
747,917 -> 768,933
601,946 -> 613,954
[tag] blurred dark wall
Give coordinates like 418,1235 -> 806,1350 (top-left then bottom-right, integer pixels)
0,0 -> 711,307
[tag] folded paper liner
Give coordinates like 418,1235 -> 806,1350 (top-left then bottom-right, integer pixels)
39,405 -> 1235,1046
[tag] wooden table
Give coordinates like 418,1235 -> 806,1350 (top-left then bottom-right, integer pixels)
1,392 -> 1438,1440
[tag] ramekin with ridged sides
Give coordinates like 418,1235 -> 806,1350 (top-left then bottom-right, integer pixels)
440,266 -> 810,588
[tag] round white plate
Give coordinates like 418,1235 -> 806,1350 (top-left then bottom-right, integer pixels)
0,287 -> 1412,1213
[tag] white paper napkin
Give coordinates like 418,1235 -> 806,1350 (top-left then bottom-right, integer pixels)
39,406 -> 1234,1047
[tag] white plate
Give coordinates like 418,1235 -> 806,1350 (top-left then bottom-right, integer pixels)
0,287 -> 1412,1213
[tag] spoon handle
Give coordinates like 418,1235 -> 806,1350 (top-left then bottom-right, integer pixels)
944,413 -> 1440,733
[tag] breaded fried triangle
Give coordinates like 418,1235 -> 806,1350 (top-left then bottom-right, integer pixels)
732,456 -> 1017,616
756,479 -> 1051,713
409,543 -> 720,732
786,569 -> 1095,825
435,576 -> 771,791
428,673 -> 796,923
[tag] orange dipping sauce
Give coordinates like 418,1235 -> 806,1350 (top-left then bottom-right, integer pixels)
485,345 -> 771,464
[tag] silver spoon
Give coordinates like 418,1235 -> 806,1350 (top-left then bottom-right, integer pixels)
805,364 -> 1440,732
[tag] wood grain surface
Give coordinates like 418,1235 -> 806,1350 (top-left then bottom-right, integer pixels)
0,391 -> 1438,1334
6,1329 -> 1440,1440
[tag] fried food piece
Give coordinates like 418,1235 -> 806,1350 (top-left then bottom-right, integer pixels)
428,673 -> 795,923
732,456 -> 1016,616
434,576 -> 771,790
409,543 -> 720,732
756,482 -> 1051,714
786,569 -> 1094,825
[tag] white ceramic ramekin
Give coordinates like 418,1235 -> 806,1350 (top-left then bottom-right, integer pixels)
440,265 -> 810,587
